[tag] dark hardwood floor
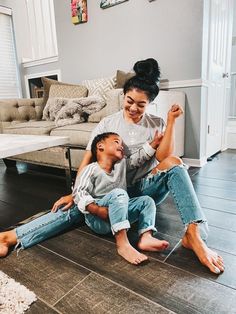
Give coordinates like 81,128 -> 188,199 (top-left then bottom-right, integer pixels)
0,150 -> 236,313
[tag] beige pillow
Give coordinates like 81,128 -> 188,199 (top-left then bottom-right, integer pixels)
82,76 -> 116,100
116,70 -> 135,88
41,77 -> 88,106
49,84 -> 88,99
88,89 -> 124,123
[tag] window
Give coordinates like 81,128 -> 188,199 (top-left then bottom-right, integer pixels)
24,0 -> 58,64
0,7 -> 21,98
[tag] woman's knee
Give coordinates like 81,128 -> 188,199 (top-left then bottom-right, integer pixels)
157,155 -> 183,171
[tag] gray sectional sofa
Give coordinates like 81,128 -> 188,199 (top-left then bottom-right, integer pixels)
0,89 -> 185,171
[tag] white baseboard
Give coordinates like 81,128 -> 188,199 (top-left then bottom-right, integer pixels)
182,157 -> 207,168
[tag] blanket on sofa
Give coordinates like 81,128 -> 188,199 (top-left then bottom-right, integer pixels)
43,96 -> 105,127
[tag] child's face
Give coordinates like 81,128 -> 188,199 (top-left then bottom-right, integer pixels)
102,135 -> 124,160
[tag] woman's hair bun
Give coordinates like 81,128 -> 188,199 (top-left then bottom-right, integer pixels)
133,58 -> 160,83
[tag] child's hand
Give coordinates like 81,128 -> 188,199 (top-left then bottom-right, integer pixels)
167,104 -> 183,121
86,203 -> 108,220
150,131 -> 164,149
97,206 -> 109,220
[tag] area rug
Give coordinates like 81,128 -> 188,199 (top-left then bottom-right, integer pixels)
0,271 -> 37,313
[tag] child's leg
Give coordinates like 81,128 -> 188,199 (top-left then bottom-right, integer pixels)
128,196 -> 169,251
87,189 -> 148,265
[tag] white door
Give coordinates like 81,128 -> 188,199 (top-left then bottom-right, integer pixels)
206,0 -> 233,157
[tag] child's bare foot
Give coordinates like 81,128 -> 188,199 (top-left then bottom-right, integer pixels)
138,232 -> 169,252
182,224 -> 225,274
117,243 -> 148,265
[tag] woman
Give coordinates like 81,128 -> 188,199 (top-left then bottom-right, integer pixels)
0,58 -> 224,274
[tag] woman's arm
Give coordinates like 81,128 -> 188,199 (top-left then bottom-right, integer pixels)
155,104 -> 183,162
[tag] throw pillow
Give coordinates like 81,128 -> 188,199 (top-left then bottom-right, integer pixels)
41,77 -> 88,106
115,70 -> 135,88
88,89 -> 124,123
49,84 -> 88,99
82,76 -> 116,100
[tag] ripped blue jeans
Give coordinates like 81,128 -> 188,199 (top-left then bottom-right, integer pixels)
128,165 -> 209,239
85,188 -> 157,236
15,205 -> 83,249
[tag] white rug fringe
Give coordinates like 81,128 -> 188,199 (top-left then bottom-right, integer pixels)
0,270 -> 37,314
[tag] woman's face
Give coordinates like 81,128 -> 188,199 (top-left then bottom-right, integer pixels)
123,88 -> 149,123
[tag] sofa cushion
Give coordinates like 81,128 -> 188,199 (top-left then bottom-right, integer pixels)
82,76 -> 116,100
0,99 -> 44,129
41,77 -> 87,106
115,70 -> 135,88
3,121 -> 56,136
48,84 -> 88,99
88,89 -> 124,123
50,122 -> 98,147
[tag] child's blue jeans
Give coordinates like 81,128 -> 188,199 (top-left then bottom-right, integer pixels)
84,188 -> 157,236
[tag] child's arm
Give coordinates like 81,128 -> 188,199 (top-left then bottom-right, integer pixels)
127,131 -> 163,169
72,165 -> 108,220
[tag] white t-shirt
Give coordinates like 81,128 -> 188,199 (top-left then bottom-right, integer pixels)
86,110 -> 165,185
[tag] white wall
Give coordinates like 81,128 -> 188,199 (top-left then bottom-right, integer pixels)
0,0 -> 205,159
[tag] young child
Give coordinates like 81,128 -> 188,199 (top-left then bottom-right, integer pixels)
72,132 -> 169,265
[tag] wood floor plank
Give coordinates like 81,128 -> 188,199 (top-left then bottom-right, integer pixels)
194,184 -> 236,201
27,299 -> 60,314
41,229 -> 236,314
204,208 -> 236,231
54,273 -> 171,314
207,226 -> 236,256
79,224 -> 181,262
0,200 -> 46,229
165,246 -> 236,290
0,245 -> 90,306
197,194 -> 236,214
192,176 -> 236,191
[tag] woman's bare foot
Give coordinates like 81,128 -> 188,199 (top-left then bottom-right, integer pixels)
117,243 -> 148,265
138,232 -> 169,252
0,230 -> 17,257
182,224 -> 225,274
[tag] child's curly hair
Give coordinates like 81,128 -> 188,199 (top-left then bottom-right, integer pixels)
91,132 -> 119,162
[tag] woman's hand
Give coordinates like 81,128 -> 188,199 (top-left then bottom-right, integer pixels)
150,131 -> 164,149
167,104 -> 183,122
51,194 -> 74,213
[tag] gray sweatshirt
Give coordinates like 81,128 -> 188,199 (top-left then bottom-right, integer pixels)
72,142 -> 155,213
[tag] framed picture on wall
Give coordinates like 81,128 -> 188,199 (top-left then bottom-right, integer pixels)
71,0 -> 88,24
100,0 -> 129,9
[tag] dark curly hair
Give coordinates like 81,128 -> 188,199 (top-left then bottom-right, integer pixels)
123,58 -> 160,102
91,132 -> 119,162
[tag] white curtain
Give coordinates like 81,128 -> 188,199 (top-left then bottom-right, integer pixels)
0,8 -> 21,99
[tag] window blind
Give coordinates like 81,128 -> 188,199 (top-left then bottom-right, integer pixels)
0,8 -> 21,98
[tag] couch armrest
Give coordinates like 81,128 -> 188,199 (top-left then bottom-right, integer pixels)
0,98 -> 44,132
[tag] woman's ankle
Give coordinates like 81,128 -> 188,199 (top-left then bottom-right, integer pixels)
0,230 -> 17,246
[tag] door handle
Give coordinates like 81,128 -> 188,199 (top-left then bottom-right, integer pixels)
222,73 -> 229,78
